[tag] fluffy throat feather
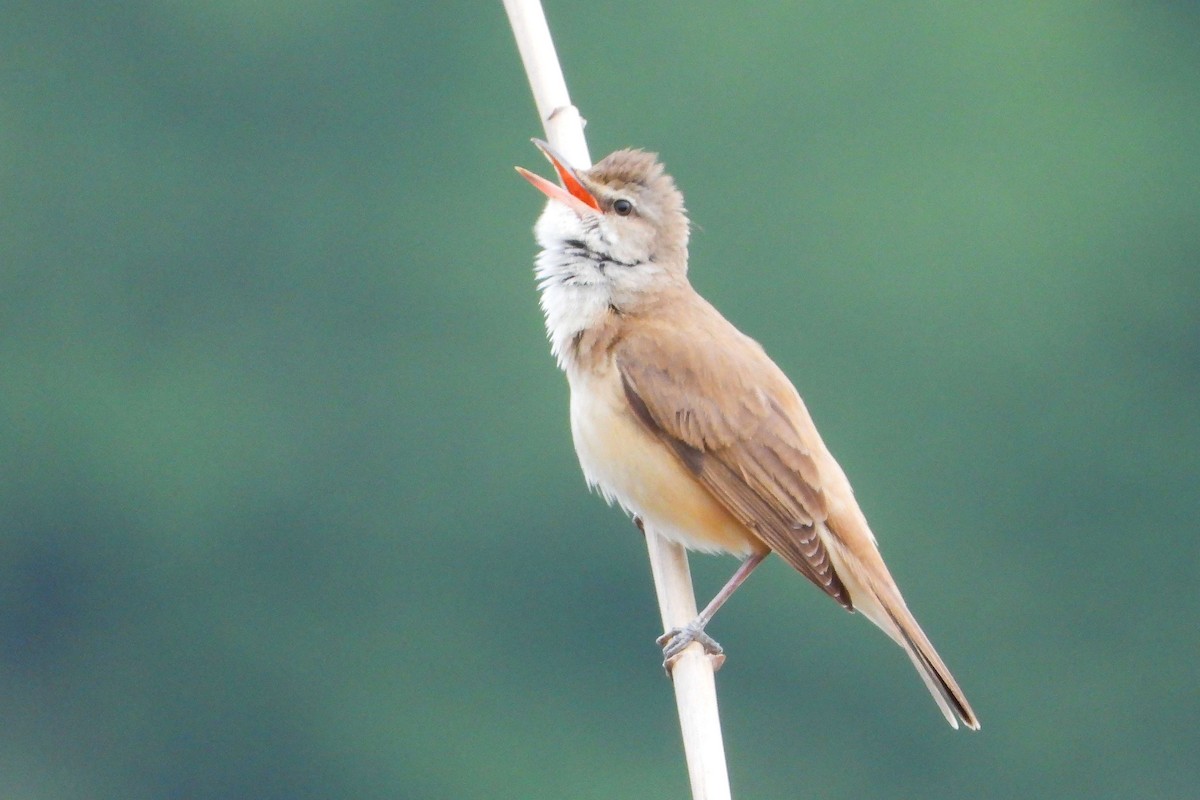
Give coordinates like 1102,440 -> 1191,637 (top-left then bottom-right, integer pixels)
534,243 -> 624,372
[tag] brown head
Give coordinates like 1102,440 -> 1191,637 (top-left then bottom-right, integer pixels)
517,139 -> 693,366
517,140 -> 690,273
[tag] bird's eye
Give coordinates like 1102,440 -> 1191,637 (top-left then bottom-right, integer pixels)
612,198 -> 634,216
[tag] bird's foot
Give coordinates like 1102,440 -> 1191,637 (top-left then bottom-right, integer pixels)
656,620 -> 726,674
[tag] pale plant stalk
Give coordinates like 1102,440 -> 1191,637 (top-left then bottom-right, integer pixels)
502,2 -> 732,798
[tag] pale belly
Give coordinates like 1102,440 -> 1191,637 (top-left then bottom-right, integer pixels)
567,369 -> 760,556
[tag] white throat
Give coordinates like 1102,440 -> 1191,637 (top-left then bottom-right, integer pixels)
531,200 -> 679,372
535,244 -> 614,370
531,203 -> 628,370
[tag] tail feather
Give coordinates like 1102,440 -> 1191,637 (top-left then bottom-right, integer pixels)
819,526 -> 980,729
814,516 -> 979,730
885,605 -> 980,730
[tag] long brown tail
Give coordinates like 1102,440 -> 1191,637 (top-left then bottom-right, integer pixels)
884,603 -> 980,730
815,518 -> 980,729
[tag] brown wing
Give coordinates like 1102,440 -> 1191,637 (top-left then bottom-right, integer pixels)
616,308 -> 851,609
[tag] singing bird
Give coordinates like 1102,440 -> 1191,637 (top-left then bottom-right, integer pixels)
516,139 -> 979,730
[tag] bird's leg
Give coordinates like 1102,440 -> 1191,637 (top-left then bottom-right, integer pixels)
656,551 -> 768,674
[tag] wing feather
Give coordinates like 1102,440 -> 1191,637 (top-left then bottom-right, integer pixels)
617,313 -> 851,608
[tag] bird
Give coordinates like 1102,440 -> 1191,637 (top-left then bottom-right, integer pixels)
516,139 -> 979,730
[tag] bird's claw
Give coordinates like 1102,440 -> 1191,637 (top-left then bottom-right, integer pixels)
656,621 -> 726,674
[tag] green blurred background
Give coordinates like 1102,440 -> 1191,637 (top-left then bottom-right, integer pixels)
2,2 -> 1197,798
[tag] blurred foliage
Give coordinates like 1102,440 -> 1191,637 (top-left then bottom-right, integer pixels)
1,2 -> 1198,798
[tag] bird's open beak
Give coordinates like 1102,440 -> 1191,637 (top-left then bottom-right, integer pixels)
515,138 -> 601,216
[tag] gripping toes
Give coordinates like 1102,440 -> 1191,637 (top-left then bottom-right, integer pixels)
656,620 -> 725,673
